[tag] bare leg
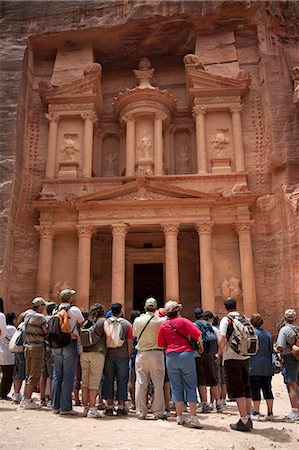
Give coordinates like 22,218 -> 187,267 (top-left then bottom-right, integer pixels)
265,398 -> 273,415
13,378 -> 23,395
175,401 -> 183,417
287,382 -> 299,409
235,397 -> 248,417
88,388 -> 98,408
82,386 -> 89,407
164,381 -> 170,409
252,400 -> 261,413
198,385 -> 208,403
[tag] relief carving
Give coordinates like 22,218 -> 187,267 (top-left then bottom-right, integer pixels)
183,54 -> 205,69
103,152 -> 118,176
137,133 -> 152,160
133,57 -> 155,89
221,276 -> 242,301
60,134 -> 80,161
177,136 -> 191,173
210,128 -> 230,155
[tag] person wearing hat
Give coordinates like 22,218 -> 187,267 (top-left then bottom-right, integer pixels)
276,308 -> 299,422
133,297 -> 166,420
158,300 -> 204,428
51,289 -> 84,416
21,297 -> 47,409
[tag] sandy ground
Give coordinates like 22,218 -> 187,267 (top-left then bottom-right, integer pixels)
0,374 -> 298,450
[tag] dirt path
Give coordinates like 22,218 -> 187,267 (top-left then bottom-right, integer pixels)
0,374 -> 298,450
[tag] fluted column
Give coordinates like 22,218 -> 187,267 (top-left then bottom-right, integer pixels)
111,223 -> 128,305
230,105 -> 245,172
192,106 -> 207,173
162,224 -> 180,301
195,222 -> 215,311
76,225 -> 94,310
154,113 -> 166,176
45,113 -> 59,178
36,226 -> 55,300
234,221 -> 257,316
124,113 -> 136,177
81,112 -> 97,178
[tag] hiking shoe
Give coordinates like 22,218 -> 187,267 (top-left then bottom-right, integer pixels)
60,409 -> 79,416
176,416 -> 185,425
116,407 -> 128,416
87,409 -> 104,419
23,400 -> 41,410
189,416 -> 203,429
202,404 -> 211,414
105,407 -> 115,416
283,411 -> 299,422
230,419 -> 251,432
216,402 -> 223,413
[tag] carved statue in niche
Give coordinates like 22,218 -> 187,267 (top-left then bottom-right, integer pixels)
177,136 -> 191,172
133,57 -> 155,89
138,133 -> 152,160
291,66 -> 299,105
103,152 -> 118,176
60,134 -> 80,161
221,276 -> 242,301
183,54 -> 205,70
210,128 -> 229,155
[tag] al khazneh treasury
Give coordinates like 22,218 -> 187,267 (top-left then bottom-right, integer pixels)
0,1 -> 298,329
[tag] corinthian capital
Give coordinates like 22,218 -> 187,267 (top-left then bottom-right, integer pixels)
81,111 -> 97,122
45,112 -> 59,123
162,224 -> 180,235
77,225 -> 94,238
122,113 -> 135,123
35,225 -> 55,238
195,222 -> 214,235
234,221 -> 254,233
192,106 -> 207,118
155,112 -> 167,121
111,223 -> 129,237
230,105 -> 243,114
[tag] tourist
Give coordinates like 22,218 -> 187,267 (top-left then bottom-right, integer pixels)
51,289 -> 84,416
155,307 -> 171,414
128,309 -> 141,412
158,300 -> 203,428
0,298 -> 6,338
249,313 -> 275,421
209,313 -> 227,409
40,302 -> 56,406
218,298 -> 252,432
0,312 -> 16,400
276,308 -> 299,422
11,312 -> 26,404
102,302 -> 133,416
80,303 -> 111,418
22,297 -> 48,409
133,297 -> 166,420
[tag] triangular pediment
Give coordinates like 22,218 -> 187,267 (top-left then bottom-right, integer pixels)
78,178 -> 221,203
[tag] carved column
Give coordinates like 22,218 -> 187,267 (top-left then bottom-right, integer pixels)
154,113 -> 166,176
193,106 -> 207,173
195,222 -> 215,311
162,224 -> 180,301
234,221 -> 257,316
81,112 -> 97,178
76,225 -> 94,310
45,113 -> 59,178
111,223 -> 128,306
36,226 -> 55,300
169,125 -> 175,174
124,113 -> 136,177
230,106 -> 245,172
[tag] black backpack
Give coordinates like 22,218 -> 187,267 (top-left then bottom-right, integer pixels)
47,304 -> 73,349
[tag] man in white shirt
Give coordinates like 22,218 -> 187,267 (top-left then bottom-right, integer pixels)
0,298 -> 7,338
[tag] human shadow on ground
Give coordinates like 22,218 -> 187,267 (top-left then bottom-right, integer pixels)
251,426 -> 293,443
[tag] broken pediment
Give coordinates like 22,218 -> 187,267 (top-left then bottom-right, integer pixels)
78,178 -> 221,203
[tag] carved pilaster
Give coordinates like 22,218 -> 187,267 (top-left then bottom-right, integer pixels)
195,221 -> 215,311
230,105 -> 245,172
192,106 -> 207,173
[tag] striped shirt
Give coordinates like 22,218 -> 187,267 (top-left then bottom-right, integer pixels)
24,309 -> 47,348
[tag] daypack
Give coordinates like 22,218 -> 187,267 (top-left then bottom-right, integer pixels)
195,320 -> 218,355
227,314 -> 259,356
9,322 -> 25,353
47,304 -> 73,349
107,317 -> 126,348
80,321 -> 100,348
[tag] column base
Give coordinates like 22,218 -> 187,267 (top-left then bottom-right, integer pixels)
211,157 -> 231,174
135,159 -> 154,176
58,161 -> 79,179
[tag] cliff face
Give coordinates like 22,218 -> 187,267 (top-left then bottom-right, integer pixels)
0,1 -> 298,332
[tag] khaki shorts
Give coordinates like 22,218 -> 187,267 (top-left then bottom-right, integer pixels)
80,352 -> 105,390
25,346 -> 45,387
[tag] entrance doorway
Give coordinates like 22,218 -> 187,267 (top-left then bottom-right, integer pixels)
133,263 -> 164,311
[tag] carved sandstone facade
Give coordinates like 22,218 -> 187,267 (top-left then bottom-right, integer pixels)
1,2 -> 298,329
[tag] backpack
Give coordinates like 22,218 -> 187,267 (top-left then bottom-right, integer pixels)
47,304 -> 73,349
9,322 -> 25,353
80,321 -> 101,348
195,320 -> 218,355
227,314 -> 259,356
107,317 -> 126,348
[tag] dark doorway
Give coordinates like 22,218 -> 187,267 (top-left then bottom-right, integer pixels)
133,263 -> 164,311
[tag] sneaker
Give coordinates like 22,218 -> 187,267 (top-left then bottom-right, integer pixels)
87,409 -> 104,419
264,413 -> 276,422
230,419 -> 251,432
251,412 -> 264,421
97,403 -> 106,411
216,404 -> 223,413
40,398 -> 47,407
105,407 -> 115,416
60,409 -> 79,416
248,417 -> 253,429
12,393 -> 22,404
283,411 -> 299,423
83,406 -> 89,417
52,409 -> 60,414
137,413 -> 146,420
154,414 -> 167,420
189,416 -> 203,429
165,408 -> 171,417
202,404 -> 211,414
196,404 -> 203,413
23,400 -> 41,410
176,416 -> 185,425
116,407 -> 128,416
129,404 -> 136,412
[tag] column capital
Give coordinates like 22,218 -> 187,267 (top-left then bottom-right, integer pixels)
195,221 -> 214,234
192,106 -> 207,118
123,112 -> 135,123
45,112 -> 59,123
154,112 -> 167,121
234,221 -> 254,233
77,225 -> 94,238
162,224 -> 180,235
35,225 -> 55,238
230,105 -> 243,114
111,223 -> 129,236
81,111 -> 97,122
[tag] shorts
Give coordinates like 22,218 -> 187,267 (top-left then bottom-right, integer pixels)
13,352 -> 25,380
224,359 -> 251,399
195,354 -> 218,387
249,376 -> 274,401
282,354 -> 299,384
25,346 -> 44,387
215,356 -> 226,385
166,351 -> 197,403
80,351 -> 105,390
41,348 -> 54,379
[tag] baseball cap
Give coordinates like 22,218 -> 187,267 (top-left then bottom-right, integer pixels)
193,307 -> 204,317
145,297 -> 157,308
155,307 -> 166,318
59,289 -> 76,301
164,301 -> 182,313
284,309 -> 297,320
32,297 -> 46,307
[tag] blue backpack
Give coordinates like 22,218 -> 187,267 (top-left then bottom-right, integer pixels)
195,320 -> 218,356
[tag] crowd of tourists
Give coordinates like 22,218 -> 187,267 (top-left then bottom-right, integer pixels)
0,292 -> 298,431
